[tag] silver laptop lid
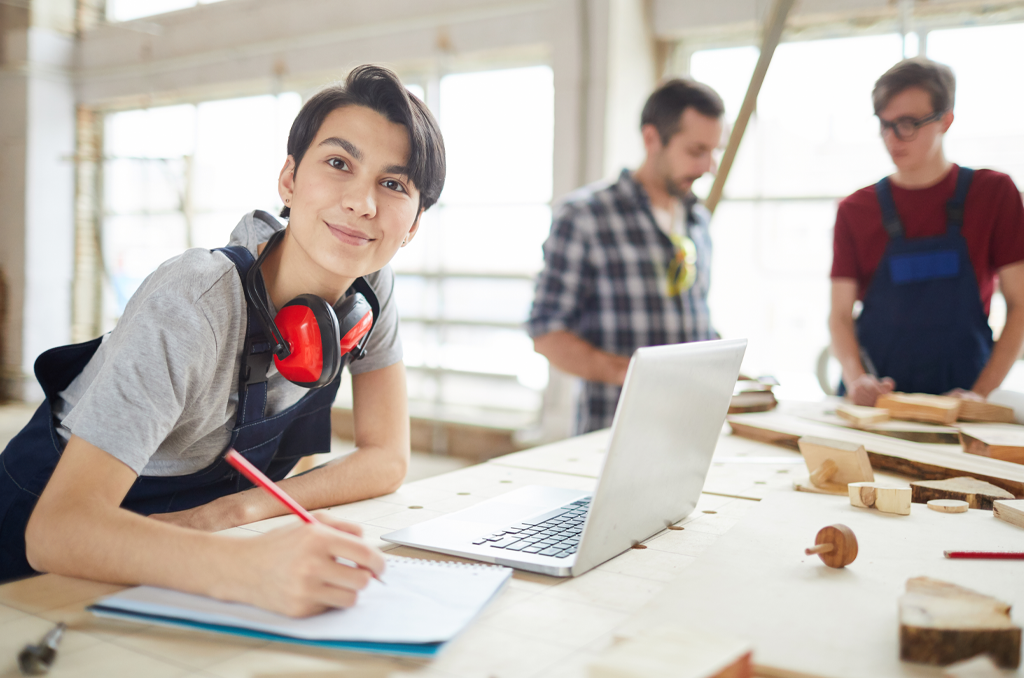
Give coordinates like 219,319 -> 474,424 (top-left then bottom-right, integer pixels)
572,338 -> 746,575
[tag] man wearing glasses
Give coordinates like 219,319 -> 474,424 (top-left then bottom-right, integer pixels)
529,79 -> 724,434
829,57 -> 1024,406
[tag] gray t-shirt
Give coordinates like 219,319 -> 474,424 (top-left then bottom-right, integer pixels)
54,211 -> 403,477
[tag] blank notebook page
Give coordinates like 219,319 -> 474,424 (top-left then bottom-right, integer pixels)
92,557 -> 512,644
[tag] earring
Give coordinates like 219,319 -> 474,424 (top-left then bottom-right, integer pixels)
401,237 -> 408,247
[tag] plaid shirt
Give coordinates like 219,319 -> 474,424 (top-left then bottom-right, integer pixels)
528,169 -> 717,434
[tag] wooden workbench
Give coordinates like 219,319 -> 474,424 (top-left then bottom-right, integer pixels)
0,424 -> 1018,678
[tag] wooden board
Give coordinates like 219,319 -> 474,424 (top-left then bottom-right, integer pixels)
899,576 -> 1021,668
994,500 -> 1024,529
910,477 -> 1015,510
877,393 -> 962,425
589,627 -> 753,678
617,491 -> 1024,678
958,400 -> 1017,424
960,424 -> 1024,465
728,412 -> 1024,497
791,402 -> 960,444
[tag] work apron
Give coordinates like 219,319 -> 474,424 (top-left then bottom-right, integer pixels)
0,244 -> 341,582
855,167 -> 993,395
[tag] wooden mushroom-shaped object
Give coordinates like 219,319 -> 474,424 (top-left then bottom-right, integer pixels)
805,524 -> 858,568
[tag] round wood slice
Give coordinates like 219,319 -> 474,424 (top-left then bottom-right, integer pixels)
926,499 -> 969,514
811,524 -> 858,568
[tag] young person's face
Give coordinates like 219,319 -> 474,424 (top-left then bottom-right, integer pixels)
279,104 -> 422,282
878,86 -> 952,172
646,108 -> 723,198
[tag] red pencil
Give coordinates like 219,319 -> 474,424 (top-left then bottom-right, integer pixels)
225,449 -> 385,583
944,551 -> 1024,560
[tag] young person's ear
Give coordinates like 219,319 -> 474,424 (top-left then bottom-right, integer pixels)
278,156 -> 297,206
401,209 -> 425,248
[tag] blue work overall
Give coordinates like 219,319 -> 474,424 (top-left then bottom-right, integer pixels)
856,167 -> 993,395
0,244 -> 341,582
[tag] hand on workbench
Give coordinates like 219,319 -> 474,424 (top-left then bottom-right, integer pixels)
846,374 -> 895,406
945,388 -> 984,401
222,513 -> 386,617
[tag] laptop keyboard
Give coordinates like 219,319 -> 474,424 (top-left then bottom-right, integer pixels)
471,497 -> 591,559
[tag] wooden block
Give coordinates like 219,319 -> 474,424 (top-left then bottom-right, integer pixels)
849,482 -> 911,515
960,425 -> 1024,465
797,436 -> 874,487
836,403 -> 890,427
957,400 -> 1016,424
927,499 -> 969,514
804,524 -> 858,568
899,577 -> 1021,668
993,499 -> 1024,529
911,477 -> 1015,510
943,654 -> 1012,677
877,393 -> 962,425
729,390 -> 777,414
588,626 -> 753,678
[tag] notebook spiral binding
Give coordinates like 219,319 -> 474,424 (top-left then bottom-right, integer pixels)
386,555 -> 508,571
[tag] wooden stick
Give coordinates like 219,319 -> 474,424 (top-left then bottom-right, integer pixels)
804,544 -> 833,555
705,0 -> 794,214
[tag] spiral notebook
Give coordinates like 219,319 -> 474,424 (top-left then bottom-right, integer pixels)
88,557 -> 512,657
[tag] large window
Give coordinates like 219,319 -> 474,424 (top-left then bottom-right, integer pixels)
102,93 -> 300,329
688,23 -> 1024,398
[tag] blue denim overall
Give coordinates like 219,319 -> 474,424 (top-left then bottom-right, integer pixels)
0,244 -> 341,582
855,167 -> 993,394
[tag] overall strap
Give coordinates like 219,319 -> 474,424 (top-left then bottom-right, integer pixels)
214,244 -> 274,426
875,177 -> 904,239
946,167 -> 975,235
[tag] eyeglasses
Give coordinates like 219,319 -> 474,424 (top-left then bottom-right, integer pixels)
878,111 -> 945,141
666,233 -> 697,296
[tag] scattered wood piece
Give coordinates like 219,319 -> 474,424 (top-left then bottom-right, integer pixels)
877,393 -> 962,425
727,412 -> 1024,496
729,390 -> 777,414
804,524 -> 857,568
835,405 -> 892,428
957,400 -> 1016,424
849,482 -> 911,515
927,499 -> 969,514
911,477 -> 1015,510
793,479 -> 847,496
836,403 -> 890,427
960,425 -> 1024,465
943,654 -> 1011,677
588,626 -> 753,678
993,500 -> 1024,529
797,436 -> 874,489
899,577 -> 1021,669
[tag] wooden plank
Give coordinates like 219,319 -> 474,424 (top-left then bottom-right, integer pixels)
910,477 -> 1015,511
899,577 -> 1021,668
877,393 -> 962,425
993,499 -> 1024,529
957,400 -> 1016,424
617,492 -> 1024,678
728,412 -> 1024,496
960,424 -> 1024,465
803,410 -> 961,445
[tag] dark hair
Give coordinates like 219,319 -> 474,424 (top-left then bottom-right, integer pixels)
640,78 -> 724,145
872,58 -> 955,116
281,65 -> 446,218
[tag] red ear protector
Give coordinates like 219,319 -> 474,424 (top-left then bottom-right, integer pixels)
244,228 -> 379,388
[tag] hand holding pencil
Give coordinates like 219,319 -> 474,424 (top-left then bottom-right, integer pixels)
223,449 -> 387,616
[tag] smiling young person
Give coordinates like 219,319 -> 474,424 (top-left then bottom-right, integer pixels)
829,58 -> 1024,406
529,78 -> 724,434
0,65 -> 445,616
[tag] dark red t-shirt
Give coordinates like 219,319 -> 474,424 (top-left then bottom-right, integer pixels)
831,164 -> 1024,315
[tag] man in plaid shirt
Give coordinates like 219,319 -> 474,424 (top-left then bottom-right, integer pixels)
528,79 -> 724,434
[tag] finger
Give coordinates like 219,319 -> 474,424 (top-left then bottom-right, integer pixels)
880,377 -> 895,389
312,581 -> 360,610
321,529 -> 387,577
315,512 -> 364,537
316,557 -> 374,595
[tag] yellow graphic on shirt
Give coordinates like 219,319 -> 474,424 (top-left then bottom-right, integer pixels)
666,233 -> 697,296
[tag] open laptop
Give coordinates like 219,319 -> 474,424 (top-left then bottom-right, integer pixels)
382,338 -> 746,577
